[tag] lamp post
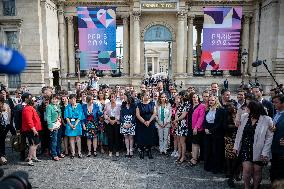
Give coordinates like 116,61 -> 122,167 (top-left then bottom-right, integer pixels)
241,49 -> 248,88
75,45 -> 81,82
114,42 -> 122,77
168,41 -> 172,80
118,43 -> 122,75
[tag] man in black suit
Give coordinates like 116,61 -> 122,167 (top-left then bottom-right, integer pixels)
270,94 -> 284,182
157,81 -> 170,99
252,86 -> 274,118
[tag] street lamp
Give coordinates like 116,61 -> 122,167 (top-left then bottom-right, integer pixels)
75,45 -> 81,82
118,43 -> 122,75
241,49 -> 248,88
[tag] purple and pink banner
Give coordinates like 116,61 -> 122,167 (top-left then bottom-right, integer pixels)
200,7 -> 242,71
77,7 -> 116,70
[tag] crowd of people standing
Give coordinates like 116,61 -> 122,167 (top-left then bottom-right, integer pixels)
0,78 -> 284,189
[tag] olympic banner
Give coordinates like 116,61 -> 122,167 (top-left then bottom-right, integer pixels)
77,7 -> 116,70
200,7 -> 242,71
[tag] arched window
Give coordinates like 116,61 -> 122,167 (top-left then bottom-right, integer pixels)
144,25 -> 172,42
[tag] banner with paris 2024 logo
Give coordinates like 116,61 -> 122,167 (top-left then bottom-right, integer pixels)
200,7 -> 242,71
77,7 -> 116,70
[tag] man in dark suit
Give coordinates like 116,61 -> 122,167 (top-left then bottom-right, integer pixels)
270,94 -> 284,182
252,86 -> 274,118
157,81 -> 170,99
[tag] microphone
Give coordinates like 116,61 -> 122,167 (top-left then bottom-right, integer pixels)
0,45 -> 26,74
252,60 -> 263,67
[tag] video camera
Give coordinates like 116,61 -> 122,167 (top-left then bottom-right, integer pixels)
0,168 -> 31,189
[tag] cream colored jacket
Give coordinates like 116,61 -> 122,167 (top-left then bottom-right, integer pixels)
233,113 -> 274,161
155,104 -> 172,128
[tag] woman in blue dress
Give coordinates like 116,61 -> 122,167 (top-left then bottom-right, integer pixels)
136,91 -> 157,159
64,94 -> 84,159
120,93 -> 136,158
82,95 -> 101,157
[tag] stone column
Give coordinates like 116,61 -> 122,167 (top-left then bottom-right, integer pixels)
152,57 -> 155,74
122,15 -> 130,75
195,23 -> 208,76
157,57 -> 160,73
132,11 -> 141,75
67,16 -> 75,75
145,56 -> 148,77
187,14 -> 194,76
242,14 -> 251,75
176,11 -> 186,75
58,3 -> 68,78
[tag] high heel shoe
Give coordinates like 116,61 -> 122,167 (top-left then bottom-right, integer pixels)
178,158 -> 186,164
87,152 -> 91,157
129,151 -> 133,158
175,157 -> 181,162
188,158 -> 197,166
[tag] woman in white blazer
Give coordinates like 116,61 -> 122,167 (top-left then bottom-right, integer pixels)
233,100 -> 274,189
155,92 -> 172,154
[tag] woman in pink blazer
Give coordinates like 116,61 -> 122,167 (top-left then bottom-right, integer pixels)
189,93 -> 206,166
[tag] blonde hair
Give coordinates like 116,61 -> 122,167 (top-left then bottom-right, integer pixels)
207,94 -> 222,110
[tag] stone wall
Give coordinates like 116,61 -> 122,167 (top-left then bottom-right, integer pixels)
250,0 -> 284,90
41,0 -> 60,86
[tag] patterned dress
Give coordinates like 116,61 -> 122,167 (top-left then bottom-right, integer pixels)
120,105 -> 136,135
239,118 -> 258,162
84,112 -> 99,139
175,102 -> 190,136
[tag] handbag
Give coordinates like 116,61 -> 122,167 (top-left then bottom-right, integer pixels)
52,117 -> 61,130
11,134 -> 25,152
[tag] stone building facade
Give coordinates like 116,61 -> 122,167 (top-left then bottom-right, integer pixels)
0,0 -> 283,94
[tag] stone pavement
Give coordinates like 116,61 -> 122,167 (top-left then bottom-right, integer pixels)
1,146 -> 272,189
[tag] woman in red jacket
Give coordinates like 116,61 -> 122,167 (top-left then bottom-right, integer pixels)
22,97 -> 42,166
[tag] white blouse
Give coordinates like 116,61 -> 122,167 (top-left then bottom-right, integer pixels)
206,109 -> 216,124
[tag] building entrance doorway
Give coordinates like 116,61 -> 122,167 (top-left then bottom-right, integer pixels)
143,24 -> 173,79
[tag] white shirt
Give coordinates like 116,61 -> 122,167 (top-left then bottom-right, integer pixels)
206,109 -> 216,124
273,110 -> 284,124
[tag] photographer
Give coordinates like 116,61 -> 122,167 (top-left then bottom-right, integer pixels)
88,69 -> 99,91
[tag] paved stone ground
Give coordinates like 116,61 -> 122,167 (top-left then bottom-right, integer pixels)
1,144 -> 272,189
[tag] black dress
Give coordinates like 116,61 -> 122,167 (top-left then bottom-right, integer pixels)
239,118 -> 258,163
136,101 -> 156,146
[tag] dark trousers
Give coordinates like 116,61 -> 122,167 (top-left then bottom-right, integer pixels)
204,134 -> 225,173
49,128 -> 62,158
270,153 -> 284,182
106,123 -> 120,152
0,127 -> 5,157
20,133 -> 27,161
40,128 -> 50,154
5,124 -> 16,136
